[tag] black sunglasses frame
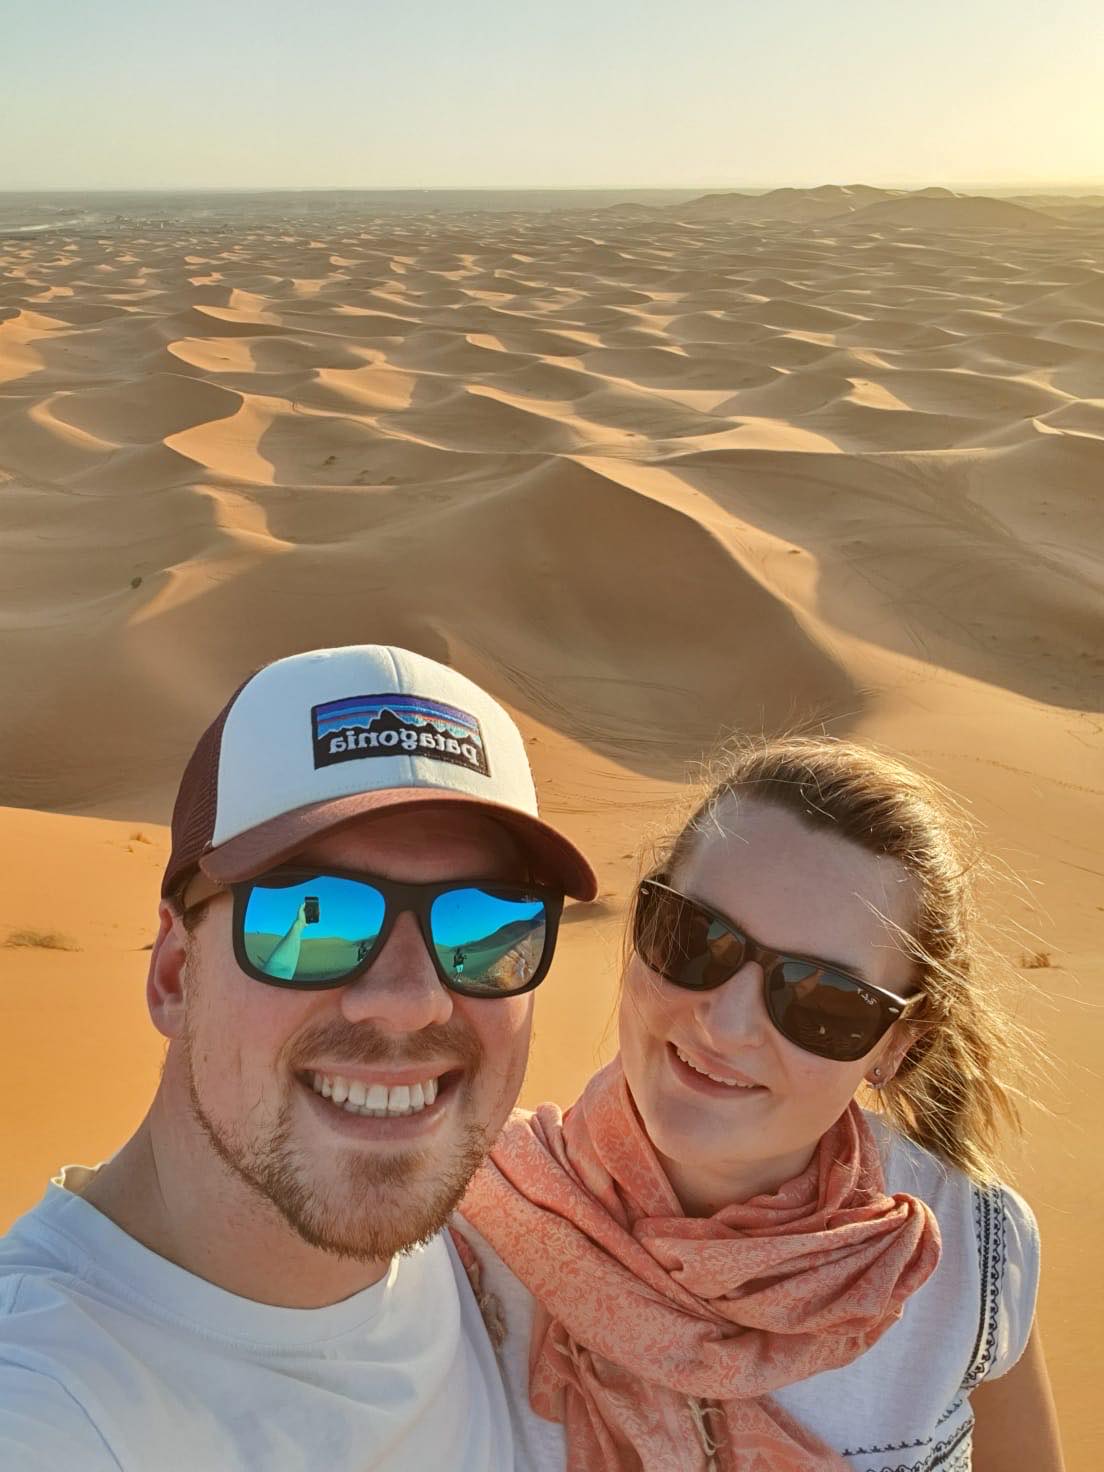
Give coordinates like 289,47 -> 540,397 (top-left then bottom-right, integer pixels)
634,877 -> 918,1062
228,866 -> 564,999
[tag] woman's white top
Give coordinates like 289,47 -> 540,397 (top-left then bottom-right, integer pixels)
458,1111 -> 1039,1472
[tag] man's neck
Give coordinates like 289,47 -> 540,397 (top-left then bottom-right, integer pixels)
78,1093 -> 393,1308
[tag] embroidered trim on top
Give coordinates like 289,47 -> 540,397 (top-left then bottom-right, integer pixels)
840,1390 -> 967,1460
848,1414 -> 973,1471
842,1432 -> 930,1457
961,1181 -> 1006,1388
934,1395 -> 964,1427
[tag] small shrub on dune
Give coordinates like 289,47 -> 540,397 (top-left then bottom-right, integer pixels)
4,929 -> 80,952
1019,950 -> 1054,969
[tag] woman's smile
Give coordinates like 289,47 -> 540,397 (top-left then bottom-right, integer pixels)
667,1041 -> 769,1094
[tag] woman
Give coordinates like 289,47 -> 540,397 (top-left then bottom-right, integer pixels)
458,737 -> 1065,1471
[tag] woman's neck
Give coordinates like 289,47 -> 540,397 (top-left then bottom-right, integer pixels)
659,1139 -> 818,1216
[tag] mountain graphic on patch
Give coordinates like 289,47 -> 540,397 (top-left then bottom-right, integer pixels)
311,693 -> 490,777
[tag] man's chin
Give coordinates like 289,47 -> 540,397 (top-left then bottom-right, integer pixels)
186,1047 -> 493,1262
266,1125 -> 491,1263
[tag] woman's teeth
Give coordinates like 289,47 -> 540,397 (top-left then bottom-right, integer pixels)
674,1046 -> 760,1089
311,1072 -> 440,1117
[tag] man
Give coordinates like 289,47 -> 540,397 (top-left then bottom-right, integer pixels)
0,645 -> 596,1471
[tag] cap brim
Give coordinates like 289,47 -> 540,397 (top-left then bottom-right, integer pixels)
198,789 -> 598,902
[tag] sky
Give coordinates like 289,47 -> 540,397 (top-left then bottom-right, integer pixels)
2,0 -> 1102,191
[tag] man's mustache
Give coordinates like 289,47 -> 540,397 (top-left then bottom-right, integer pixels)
288,1019 -> 484,1072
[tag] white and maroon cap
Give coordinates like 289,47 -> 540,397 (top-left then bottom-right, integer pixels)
163,645 -> 597,902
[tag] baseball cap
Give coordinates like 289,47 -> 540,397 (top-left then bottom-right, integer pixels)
163,645 -> 597,902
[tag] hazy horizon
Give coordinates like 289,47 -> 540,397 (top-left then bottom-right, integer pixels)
3,181 -> 1104,195
3,0 -> 1101,191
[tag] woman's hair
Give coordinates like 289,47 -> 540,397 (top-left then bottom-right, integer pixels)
627,734 -> 1050,1185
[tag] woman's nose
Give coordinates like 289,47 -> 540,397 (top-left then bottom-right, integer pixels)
339,911 -> 454,1033
696,961 -> 770,1046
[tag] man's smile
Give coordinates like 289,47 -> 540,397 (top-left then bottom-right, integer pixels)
296,1066 -> 465,1137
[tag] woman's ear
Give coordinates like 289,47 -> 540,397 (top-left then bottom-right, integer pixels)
147,901 -> 189,1042
876,1018 -> 936,1082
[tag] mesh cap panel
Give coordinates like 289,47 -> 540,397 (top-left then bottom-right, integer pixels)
162,680 -> 247,898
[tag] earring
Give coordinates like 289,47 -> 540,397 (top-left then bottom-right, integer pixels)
868,1065 -> 885,1090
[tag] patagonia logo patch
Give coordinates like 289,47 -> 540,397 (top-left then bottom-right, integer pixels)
311,693 -> 490,777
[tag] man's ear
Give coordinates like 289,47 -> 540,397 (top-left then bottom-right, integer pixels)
147,901 -> 189,1041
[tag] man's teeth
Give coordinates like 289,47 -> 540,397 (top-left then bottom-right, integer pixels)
675,1046 -> 760,1089
311,1073 -> 440,1117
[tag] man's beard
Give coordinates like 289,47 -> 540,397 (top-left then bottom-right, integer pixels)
182,1009 -> 492,1263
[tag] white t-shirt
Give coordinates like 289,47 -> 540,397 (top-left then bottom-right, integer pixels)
457,1113 -> 1040,1472
0,1167 -> 514,1471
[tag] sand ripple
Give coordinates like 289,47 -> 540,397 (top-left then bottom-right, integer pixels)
0,205 -> 1101,812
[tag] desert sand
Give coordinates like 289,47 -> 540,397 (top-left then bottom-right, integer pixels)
0,186 -> 1101,1464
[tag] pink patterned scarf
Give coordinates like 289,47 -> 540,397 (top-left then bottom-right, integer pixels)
460,1059 -> 942,1472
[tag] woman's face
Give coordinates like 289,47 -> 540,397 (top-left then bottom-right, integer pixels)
618,797 -> 923,1213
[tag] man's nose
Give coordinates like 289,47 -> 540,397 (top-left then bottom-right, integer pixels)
339,911 -> 454,1033
697,961 -> 769,1047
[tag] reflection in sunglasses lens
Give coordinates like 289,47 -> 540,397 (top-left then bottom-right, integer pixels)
636,886 -> 745,990
771,961 -> 880,1060
636,885 -> 884,1061
243,876 -> 386,982
242,878 -> 548,992
431,889 -> 547,994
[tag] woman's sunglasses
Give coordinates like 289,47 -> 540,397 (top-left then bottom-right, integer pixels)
187,867 -> 563,998
633,878 -> 918,1062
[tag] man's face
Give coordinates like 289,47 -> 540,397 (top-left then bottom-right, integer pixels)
175,809 -> 535,1262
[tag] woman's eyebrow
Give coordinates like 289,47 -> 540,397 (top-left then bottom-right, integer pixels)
808,953 -> 878,987
772,940 -> 876,987
685,881 -> 879,987
723,903 -> 878,988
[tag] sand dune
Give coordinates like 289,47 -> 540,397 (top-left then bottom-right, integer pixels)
0,187 -> 1102,1466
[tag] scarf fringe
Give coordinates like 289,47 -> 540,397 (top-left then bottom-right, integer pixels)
689,1397 -> 721,1469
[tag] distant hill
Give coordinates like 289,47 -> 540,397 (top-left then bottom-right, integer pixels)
674,185 -> 1063,231
1006,194 -> 1104,221
677,191 -> 755,219
463,916 -> 543,958
845,193 -> 1059,231
803,184 -> 893,203
679,185 -> 894,222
